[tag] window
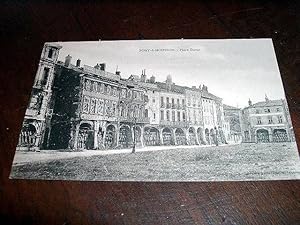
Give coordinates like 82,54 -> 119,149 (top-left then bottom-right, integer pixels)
268,116 -> 273,124
171,111 -> 175,121
48,48 -> 53,58
145,109 -> 148,118
166,111 -> 170,121
278,115 -> 283,123
153,113 -> 156,119
166,97 -> 169,103
172,98 -> 175,107
182,99 -> 185,106
276,108 -> 280,112
182,112 -> 186,121
160,110 -> 164,120
264,108 -> 270,113
41,67 -> 50,86
152,98 -> 155,103
161,97 -> 164,107
257,117 -> 262,125
177,99 -> 180,107
177,111 -> 180,121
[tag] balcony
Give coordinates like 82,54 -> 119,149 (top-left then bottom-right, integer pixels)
160,120 -> 188,127
119,116 -> 150,124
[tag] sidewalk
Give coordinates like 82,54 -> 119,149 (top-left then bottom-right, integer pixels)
12,143 -> 237,166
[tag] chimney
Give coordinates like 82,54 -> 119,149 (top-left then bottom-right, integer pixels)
94,63 -> 100,69
100,63 -> 106,71
116,71 -> 121,75
248,98 -> 252,106
76,59 -> 81,67
64,55 -> 72,67
202,85 -> 208,92
265,94 -> 269,102
141,69 -> 146,82
150,75 -> 156,83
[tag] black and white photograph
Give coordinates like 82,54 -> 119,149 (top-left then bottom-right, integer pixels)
10,39 -> 300,181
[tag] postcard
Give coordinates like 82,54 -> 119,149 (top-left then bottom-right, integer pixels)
10,39 -> 300,181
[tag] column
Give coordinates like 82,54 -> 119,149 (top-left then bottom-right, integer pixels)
185,130 -> 189,145
73,124 -> 80,150
195,128 -> 200,145
141,127 -> 144,147
93,121 -> 99,149
160,129 -> 164,145
173,129 -> 177,145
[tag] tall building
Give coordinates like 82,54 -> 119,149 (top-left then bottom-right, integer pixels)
17,45 -> 231,151
17,43 -> 62,150
240,96 -> 294,143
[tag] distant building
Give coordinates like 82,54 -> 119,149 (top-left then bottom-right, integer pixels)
240,96 -> 294,143
223,104 -> 242,143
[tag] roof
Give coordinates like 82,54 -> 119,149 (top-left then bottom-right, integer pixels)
202,91 -> 222,101
250,99 -> 283,108
223,104 -> 240,110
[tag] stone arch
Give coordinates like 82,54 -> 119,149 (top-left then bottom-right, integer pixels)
77,123 -> 94,149
105,124 -> 116,148
256,129 -> 269,143
119,124 -> 132,148
188,127 -> 197,145
19,123 -> 37,147
162,127 -> 173,145
205,128 -> 210,144
210,128 -> 216,145
197,127 -> 205,144
273,129 -> 288,142
175,128 -> 186,145
144,127 -> 160,146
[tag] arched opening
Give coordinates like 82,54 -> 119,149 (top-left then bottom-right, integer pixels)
144,127 -> 160,146
273,129 -> 288,142
188,127 -> 197,145
197,127 -> 205,145
210,128 -> 216,145
175,128 -> 186,145
97,128 -> 104,149
78,123 -> 94,149
105,125 -> 116,148
256,129 -> 269,143
162,127 -> 173,145
119,125 -> 132,148
205,128 -> 210,145
19,123 -> 37,147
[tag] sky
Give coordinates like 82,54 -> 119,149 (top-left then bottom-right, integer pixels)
54,39 -> 286,108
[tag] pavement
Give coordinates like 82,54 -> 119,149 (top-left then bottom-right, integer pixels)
12,143 -> 238,166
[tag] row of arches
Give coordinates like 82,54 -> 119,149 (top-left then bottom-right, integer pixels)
76,123 -> 226,150
256,128 -> 288,143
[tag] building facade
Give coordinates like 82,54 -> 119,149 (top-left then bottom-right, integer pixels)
17,45 -> 231,151
17,43 -> 62,150
241,96 -> 294,143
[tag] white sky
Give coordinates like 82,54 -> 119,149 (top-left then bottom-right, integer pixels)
55,39 -> 286,108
